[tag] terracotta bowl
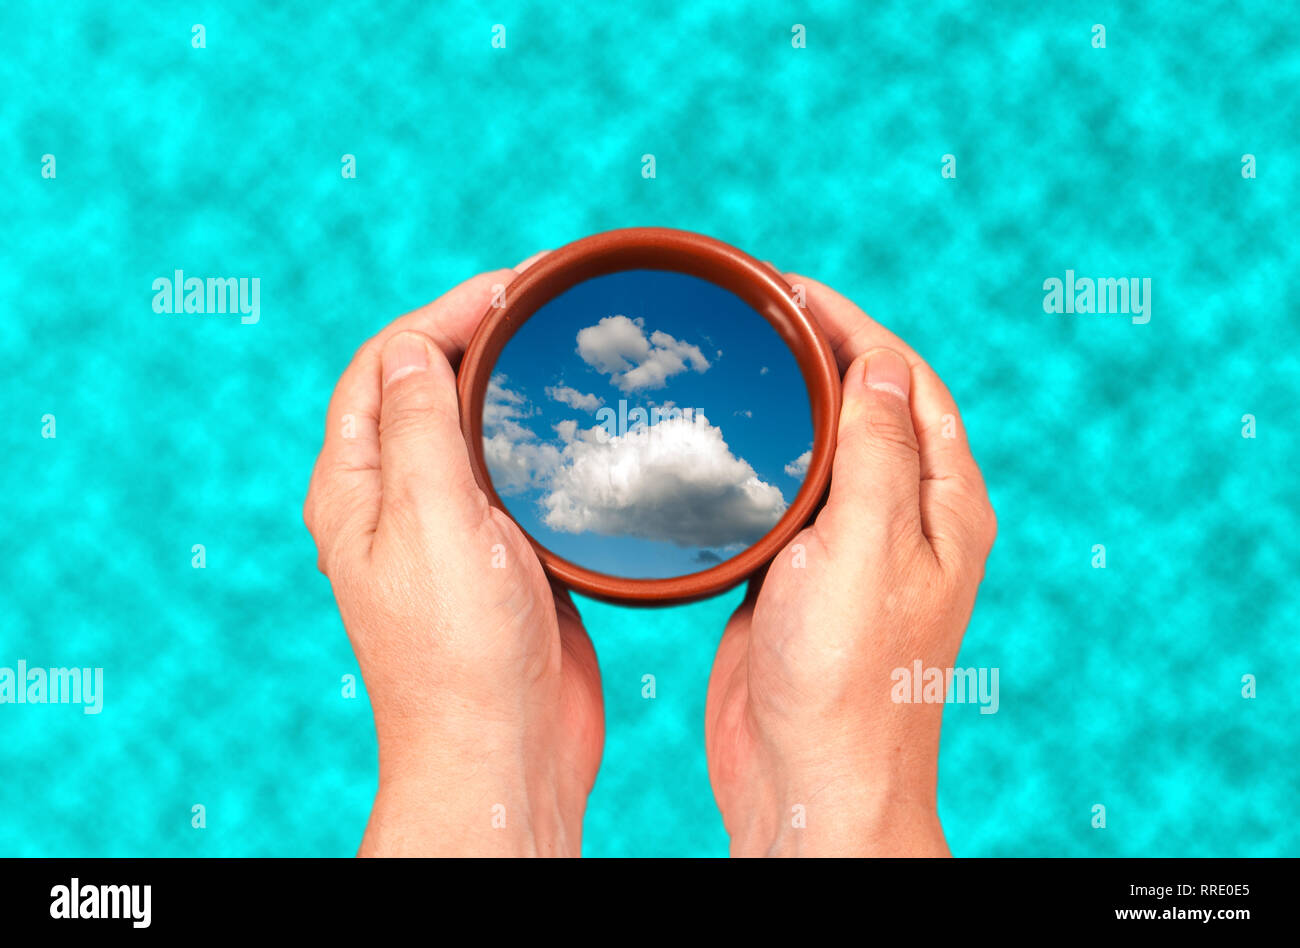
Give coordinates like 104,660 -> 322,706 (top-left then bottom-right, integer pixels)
456,227 -> 840,605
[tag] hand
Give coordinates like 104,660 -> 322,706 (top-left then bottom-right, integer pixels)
705,274 -> 997,857
303,261 -> 603,857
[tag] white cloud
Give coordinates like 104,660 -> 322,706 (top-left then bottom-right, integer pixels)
784,449 -> 812,478
541,414 -> 786,547
575,314 -> 649,374
483,375 -> 558,494
576,315 -> 710,393
483,375 -> 786,547
485,373 -> 529,429
553,419 -> 579,443
484,432 -> 561,494
545,384 -> 603,412
760,366 -> 770,375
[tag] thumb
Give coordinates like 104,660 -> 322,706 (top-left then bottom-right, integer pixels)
377,330 -> 480,531
825,347 -> 923,536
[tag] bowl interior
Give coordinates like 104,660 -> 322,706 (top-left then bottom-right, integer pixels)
456,227 -> 841,605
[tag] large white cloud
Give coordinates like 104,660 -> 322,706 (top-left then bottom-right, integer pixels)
540,414 -> 786,547
483,375 -> 784,547
575,315 -> 710,392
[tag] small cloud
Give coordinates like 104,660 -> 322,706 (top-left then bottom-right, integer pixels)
485,373 -> 530,428
760,366 -> 770,375
784,448 -> 812,478
576,315 -> 711,392
694,550 -> 723,564
553,419 -> 579,443
733,409 -> 753,418
546,384 -> 603,412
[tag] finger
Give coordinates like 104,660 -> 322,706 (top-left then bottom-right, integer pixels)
375,267 -> 518,368
514,249 -> 550,271
788,272 -> 994,565
317,268 -> 514,476
304,410 -> 381,576
823,348 -> 926,551
303,383 -> 381,576
378,330 -> 483,533
305,269 -> 511,570
550,580 -> 580,623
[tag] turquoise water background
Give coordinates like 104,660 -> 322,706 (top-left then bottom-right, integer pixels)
2,1 -> 1296,857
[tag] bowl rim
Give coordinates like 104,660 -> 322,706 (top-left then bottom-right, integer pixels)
456,226 -> 841,605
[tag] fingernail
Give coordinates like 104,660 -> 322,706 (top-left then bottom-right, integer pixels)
864,348 -> 910,401
382,332 -> 429,386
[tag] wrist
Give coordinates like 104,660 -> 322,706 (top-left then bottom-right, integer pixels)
361,773 -> 586,857
362,726 -> 590,857
723,756 -> 947,858
721,700 -> 949,857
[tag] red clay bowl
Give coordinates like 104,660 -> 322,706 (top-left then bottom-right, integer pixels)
456,226 -> 840,605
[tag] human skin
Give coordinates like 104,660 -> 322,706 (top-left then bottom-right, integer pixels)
303,255 -> 603,857
305,258 -> 994,857
704,273 -> 997,856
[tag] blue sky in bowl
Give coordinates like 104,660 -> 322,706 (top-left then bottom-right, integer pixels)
486,269 -> 813,579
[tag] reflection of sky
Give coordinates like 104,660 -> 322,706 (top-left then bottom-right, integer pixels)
487,269 -> 813,579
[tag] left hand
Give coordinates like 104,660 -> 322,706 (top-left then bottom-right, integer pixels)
303,260 -> 604,857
